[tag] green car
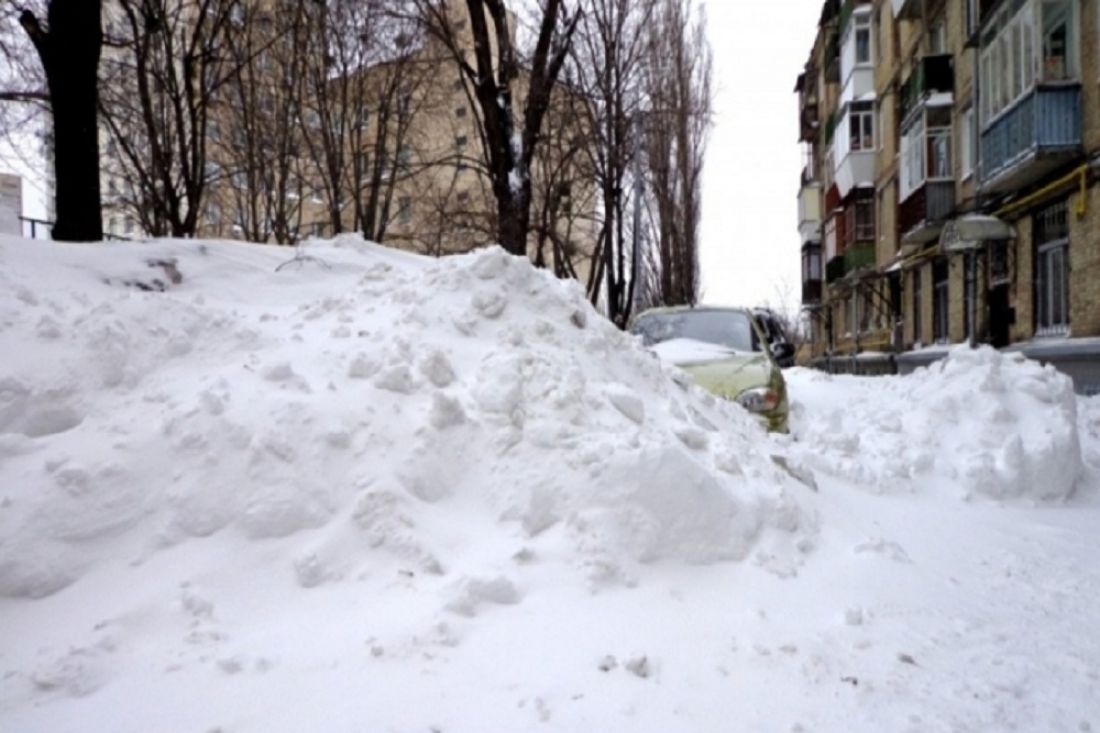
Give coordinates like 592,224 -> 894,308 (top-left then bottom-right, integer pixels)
631,306 -> 790,433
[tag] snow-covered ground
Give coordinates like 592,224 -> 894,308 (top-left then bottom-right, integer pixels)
1,235 -> 1098,732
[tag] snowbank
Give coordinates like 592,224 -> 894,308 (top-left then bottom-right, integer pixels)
786,346 -> 1082,501
0,235 -> 812,603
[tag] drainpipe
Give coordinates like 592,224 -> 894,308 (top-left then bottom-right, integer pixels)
972,6 -> 984,347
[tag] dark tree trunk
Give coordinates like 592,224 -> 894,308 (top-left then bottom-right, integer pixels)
22,2 -> 103,242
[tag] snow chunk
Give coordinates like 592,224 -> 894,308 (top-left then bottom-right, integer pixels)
786,346 -> 1082,501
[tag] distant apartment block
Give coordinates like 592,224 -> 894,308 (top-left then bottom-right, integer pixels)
97,0 -> 595,283
0,172 -> 22,236
797,0 -> 1100,393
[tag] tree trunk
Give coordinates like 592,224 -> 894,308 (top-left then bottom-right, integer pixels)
23,2 -> 103,242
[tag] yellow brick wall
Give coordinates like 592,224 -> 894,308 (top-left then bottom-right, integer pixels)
1070,186 -> 1100,337
1011,216 -> 1034,342
1080,0 -> 1100,153
948,254 -> 966,343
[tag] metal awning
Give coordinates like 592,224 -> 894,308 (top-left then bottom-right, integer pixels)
941,214 -> 1016,252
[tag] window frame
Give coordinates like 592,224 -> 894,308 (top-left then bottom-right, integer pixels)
1035,199 -> 1071,336
855,13 -> 873,65
932,259 -> 950,344
849,102 -> 875,152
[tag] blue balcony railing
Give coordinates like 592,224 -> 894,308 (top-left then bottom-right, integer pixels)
981,85 -> 1081,188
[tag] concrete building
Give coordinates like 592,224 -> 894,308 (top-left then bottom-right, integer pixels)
97,0 -> 596,284
798,0 -> 1100,394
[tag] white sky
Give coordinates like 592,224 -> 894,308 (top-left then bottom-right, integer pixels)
699,0 -> 824,314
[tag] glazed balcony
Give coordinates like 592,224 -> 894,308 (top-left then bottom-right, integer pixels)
843,241 -> 875,274
898,55 -> 954,123
980,84 -> 1081,193
899,180 -> 955,245
802,280 -> 823,305
798,175 -> 822,244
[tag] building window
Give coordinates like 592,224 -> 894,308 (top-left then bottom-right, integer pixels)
849,101 -> 874,151
803,247 -> 822,281
855,198 -> 874,240
926,106 -> 952,179
397,147 -> 412,169
398,196 -> 412,224
1035,199 -> 1070,335
966,0 -> 979,37
859,285 -> 874,332
912,268 -> 923,345
929,17 -> 947,54
855,13 -> 872,64
933,259 -> 949,343
455,135 -> 467,148
900,115 -> 925,200
959,107 -> 975,179
900,105 -> 952,200
455,106 -> 467,118
1043,0 -> 1074,80
979,0 -> 1076,126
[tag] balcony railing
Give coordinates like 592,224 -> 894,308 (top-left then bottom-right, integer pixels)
898,180 -> 955,243
826,255 -> 846,283
843,242 -> 875,273
980,84 -> 1082,191
898,55 -> 954,123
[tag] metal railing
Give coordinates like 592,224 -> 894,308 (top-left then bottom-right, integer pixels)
981,84 -> 1081,185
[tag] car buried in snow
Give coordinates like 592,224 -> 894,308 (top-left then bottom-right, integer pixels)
631,306 -> 790,433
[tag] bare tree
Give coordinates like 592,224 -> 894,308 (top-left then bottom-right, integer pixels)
217,0 -> 313,243
415,0 -> 581,256
570,0 -> 655,327
3,0 -> 103,240
99,0 -> 238,238
529,77 -> 596,281
642,0 -> 711,308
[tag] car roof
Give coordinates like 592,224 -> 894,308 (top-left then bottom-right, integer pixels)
634,305 -> 754,318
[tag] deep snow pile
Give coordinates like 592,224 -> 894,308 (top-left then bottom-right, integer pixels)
0,234 -> 811,601
2,235 -> 1099,732
785,347 -> 1082,500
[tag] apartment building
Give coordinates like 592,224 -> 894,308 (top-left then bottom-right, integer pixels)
98,0 -> 596,281
798,0 -> 1100,393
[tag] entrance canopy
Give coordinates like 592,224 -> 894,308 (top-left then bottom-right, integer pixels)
941,214 -> 1016,252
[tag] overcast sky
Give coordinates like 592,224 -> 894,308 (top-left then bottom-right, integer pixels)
698,0 -> 824,314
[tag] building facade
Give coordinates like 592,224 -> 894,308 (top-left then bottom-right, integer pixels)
798,0 -> 1100,393
97,0 -> 596,282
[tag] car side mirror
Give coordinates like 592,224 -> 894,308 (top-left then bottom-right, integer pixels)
771,342 -> 795,361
